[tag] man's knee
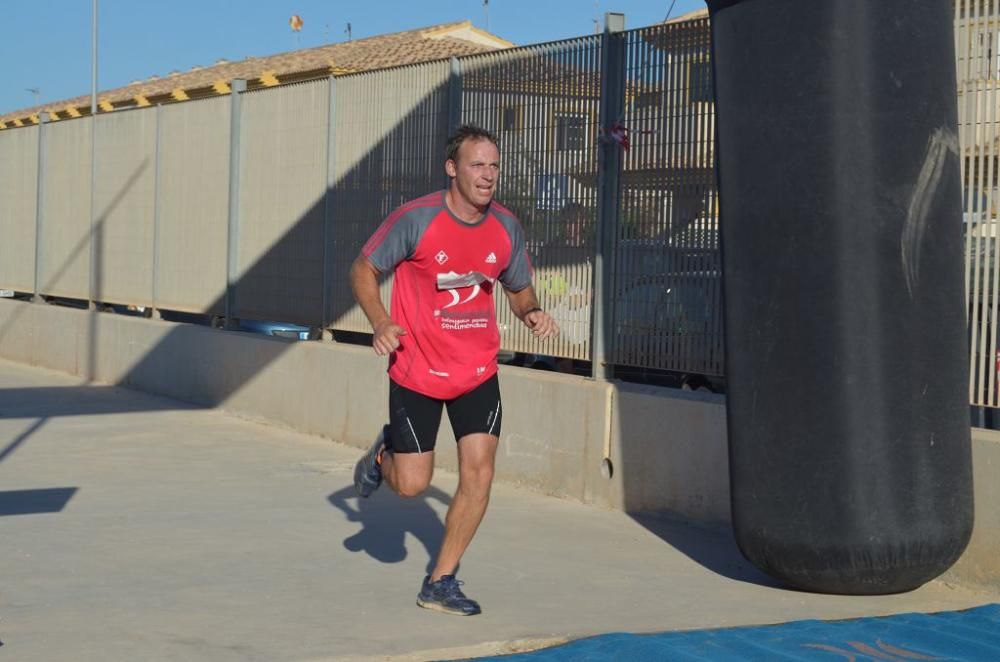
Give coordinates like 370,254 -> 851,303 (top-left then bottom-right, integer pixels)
395,474 -> 432,498
459,462 -> 494,497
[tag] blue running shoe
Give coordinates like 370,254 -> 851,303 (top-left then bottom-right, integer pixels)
353,425 -> 387,498
416,575 -> 482,616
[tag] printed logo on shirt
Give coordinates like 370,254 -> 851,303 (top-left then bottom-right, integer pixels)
442,284 -> 480,309
429,368 -> 450,377
485,252 -> 497,264
476,366 -> 486,376
439,309 -> 491,331
435,250 -> 449,265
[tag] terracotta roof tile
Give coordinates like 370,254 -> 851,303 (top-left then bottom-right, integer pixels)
1,21 -> 511,127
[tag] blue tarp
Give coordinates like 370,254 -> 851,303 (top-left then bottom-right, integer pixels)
472,603 -> 1000,661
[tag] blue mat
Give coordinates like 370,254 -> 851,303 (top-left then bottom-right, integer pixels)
471,603 -> 1000,661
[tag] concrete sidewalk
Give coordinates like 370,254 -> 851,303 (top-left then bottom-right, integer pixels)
0,358 -> 996,662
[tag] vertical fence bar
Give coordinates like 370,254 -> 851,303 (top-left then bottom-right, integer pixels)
322,75 -> 337,339
448,55 -> 463,181
973,1 -> 988,403
33,116 -> 48,302
225,79 -> 247,329
593,13 -> 626,380
151,103 -> 163,318
984,0 -> 999,406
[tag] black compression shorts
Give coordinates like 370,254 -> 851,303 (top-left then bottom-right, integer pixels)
387,374 -> 502,454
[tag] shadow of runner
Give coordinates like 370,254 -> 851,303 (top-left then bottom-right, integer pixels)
328,485 -> 452,575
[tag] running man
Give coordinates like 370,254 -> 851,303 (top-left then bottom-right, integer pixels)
349,125 -> 559,615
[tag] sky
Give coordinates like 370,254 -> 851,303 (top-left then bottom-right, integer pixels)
0,0 -> 706,116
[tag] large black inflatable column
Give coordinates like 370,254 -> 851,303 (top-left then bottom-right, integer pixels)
707,0 -> 974,594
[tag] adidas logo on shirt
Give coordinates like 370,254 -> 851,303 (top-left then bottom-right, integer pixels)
485,252 -> 497,264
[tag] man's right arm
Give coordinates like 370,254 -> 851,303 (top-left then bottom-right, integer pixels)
349,254 -> 406,355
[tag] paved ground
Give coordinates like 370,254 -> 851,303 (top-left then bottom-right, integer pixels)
0,358 -> 997,662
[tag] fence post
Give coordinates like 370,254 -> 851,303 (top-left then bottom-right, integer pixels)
321,75 -> 337,341
448,56 -> 463,133
592,13 -> 626,381
33,115 -> 48,303
445,56 -> 464,191
151,103 -> 163,319
224,79 -> 247,329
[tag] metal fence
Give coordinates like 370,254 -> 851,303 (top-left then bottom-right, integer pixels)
958,0 -> 1000,407
329,61 -> 452,333
612,21 -> 721,376
156,96 -> 231,314
0,125 -> 38,294
0,19 -> 724,380
38,118 -> 92,300
460,37 -> 602,361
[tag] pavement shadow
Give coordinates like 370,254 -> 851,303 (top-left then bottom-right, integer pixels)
0,385 -> 202,465
0,487 -> 78,517
0,385 -> 200,420
328,485 -> 452,575
629,512 -> 785,589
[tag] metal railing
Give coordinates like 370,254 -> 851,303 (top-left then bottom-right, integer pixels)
0,18 -> 724,381
958,0 -> 1000,407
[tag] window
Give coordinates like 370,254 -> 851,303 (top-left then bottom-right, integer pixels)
689,60 -> 713,104
501,106 -> 519,131
555,112 -> 587,151
976,29 -> 1000,79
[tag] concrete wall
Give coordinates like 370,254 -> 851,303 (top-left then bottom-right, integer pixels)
944,429 -> 1000,590
0,297 -> 995,590
0,298 -> 730,524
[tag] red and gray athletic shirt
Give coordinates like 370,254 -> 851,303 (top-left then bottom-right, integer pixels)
362,190 -> 533,400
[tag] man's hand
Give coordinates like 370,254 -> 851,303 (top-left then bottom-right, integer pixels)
524,309 -> 559,340
373,319 -> 407,355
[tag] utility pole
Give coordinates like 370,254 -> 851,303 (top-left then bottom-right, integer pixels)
92,0 -> 98,115
89,0 -> 99,311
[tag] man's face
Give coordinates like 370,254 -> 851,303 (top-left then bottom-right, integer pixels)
446,137 -> 500,209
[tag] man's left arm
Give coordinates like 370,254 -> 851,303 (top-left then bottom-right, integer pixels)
505,285 -> 559,339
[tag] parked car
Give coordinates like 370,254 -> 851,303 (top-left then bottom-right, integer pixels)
614,262 -> 724,390
237,319 -> 315,340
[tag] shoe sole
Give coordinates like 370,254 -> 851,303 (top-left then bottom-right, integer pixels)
353,452 -> 381,498
416,597 -> 481,616
353,430 -> 386,497
353,468 -> 378,498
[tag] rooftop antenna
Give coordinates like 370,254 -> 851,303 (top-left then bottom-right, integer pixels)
593,1 -> 600,33
345,22 -> 352,41
26,87 -> 41,106
483,0 -> 489,31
